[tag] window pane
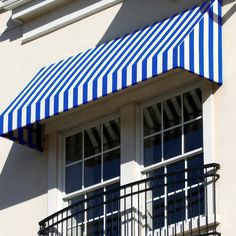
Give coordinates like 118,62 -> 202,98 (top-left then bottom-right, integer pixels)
151,199 -> 165,230
106,183 -> 120,214
66,163 -> 82,194
103,149 -> 120,181
84,126 -> 101,158
164,127 -> 182,159
144,134 -> 162,167
84,156 -> 101,187
103,119 -> 120,151
143,103 -> 162,137
147,168 -> 165,198
187,154 -> 204,186
188,186 -> 205,218
183,88 -> 202,121
66,133 -> 82,165
167,192 -> 185,225
184,119 -> 203,153
167,161 -> 185,193
87,188 -> 104,220
163,95 -> 181,129
87,219 -> 103,236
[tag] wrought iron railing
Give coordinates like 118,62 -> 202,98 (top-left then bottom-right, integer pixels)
39,163 -> 220,236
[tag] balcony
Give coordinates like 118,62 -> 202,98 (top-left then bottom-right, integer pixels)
39,163 -> 220,236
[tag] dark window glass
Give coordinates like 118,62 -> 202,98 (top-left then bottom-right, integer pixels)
87,188 -> 104,220
143,103 -> 162,136
183,88 -> 202,121
106,214 -> 119,236
167,192 -> 185,225
103,149 -> 120,181
84,156 -> 101,187
69,195 -> 85,225
103,119 -> 120,151
164,127 -> 182,159
188,186 -> 205,218
187,154 -> 204,186
87,219 -> 103,236
106,183 -> 120,214
144,134 -> 162,167
151,198 -> 165,230
84,126 -> 101,158
184,119 -> 203,153
66,133 -> 82,165
167,161 -> 185,193
66,163 -> 82,194
163,95 -> 181,129
147,168 -> 165,198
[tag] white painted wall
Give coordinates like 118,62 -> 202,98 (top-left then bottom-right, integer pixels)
214,1 -> 236,234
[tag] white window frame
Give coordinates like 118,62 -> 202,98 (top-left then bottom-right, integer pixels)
61,113 -> 121,204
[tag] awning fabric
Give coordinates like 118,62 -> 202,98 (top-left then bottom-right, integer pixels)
0,0 -> 222,149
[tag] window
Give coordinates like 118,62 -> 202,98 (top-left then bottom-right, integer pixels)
65,117 -> 121,195
142,88 -> 204,233
64,117 -> 121,235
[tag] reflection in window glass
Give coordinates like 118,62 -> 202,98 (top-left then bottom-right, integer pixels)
84,126 -> 101,158
103,149 -> 120,181
144,134 -> 162,167
84,156 -> 101,187
143,103 -> 162,136
163,95 -> 181,129
164,127 -> 182,159
184,119 -> 203,153
66,163 -> 82,194
167,192 -> 185,225
183,88 -> 202,121
65,117 -> 120,195
167,161 -> 185,193
103,119 -> 120,151
66,133 -> 82,165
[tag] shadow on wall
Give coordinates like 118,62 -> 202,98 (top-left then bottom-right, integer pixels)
97,0 -> 207,45
0,141 -> 47,210
97,0 -> 236,46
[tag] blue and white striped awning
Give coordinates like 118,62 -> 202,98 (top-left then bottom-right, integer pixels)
0,0 -> 222,149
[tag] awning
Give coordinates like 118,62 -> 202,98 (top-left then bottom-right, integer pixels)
0,0 -> 222,150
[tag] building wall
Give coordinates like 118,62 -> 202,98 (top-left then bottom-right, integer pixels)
214,1 -> 236,234
0,0 -> 235,235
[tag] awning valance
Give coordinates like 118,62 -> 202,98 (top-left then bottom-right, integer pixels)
0,0 -> 222,150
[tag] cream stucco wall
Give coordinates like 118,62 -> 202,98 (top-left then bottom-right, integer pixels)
0,0 -> 235,235
214,1 -> 236,235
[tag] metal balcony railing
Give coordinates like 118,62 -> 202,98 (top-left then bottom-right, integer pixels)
39,163 -> 220,236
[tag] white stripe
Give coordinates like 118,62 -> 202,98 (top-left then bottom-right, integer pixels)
203,13 -> 209,79
184,35 -> 190,71
167,49 -> 173,70
213,0 -> 219,83
194,24 -> 200,75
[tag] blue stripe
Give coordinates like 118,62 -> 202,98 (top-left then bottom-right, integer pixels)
189,30 -> 195,72
199,18 -> 204,77
218,0 -> 223,84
